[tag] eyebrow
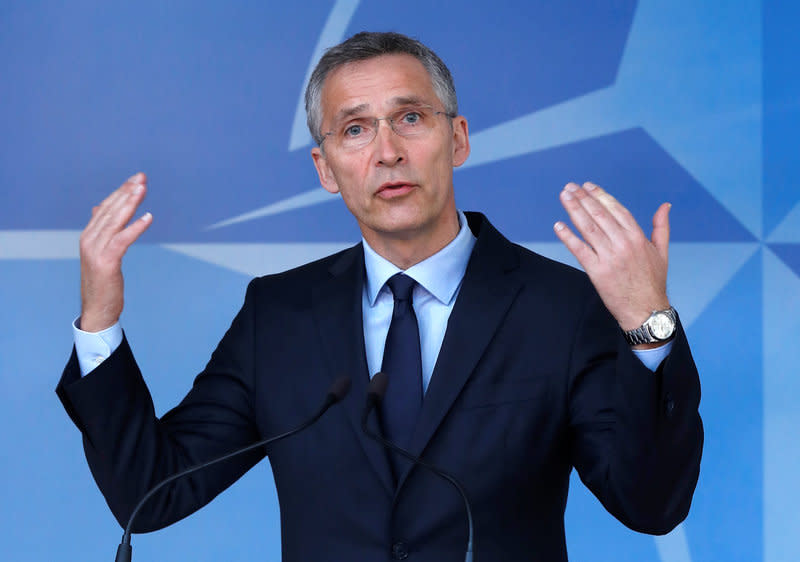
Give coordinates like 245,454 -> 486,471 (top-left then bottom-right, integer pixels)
331,96 -> 431,123
333,103 -> 370,123
388,95 -> 428,107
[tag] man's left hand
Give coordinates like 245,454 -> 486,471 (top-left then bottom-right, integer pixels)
553,182 -> 671,339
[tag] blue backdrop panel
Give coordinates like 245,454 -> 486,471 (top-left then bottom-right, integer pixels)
1,1 -> 796,560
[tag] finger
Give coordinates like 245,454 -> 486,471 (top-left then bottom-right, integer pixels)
583,182 -> 639,232
95,173 -> 144,215
127,172 -> 146,185
570,183 -> 630,239
108,212 -> 153,255
553,220 -> 599,270
651,202 -> 671,264
101,181 -> 147,234
85,186 -> 126,232
85,174 -> 146,232
91,181 -> 147,246
560,184 -> 613,252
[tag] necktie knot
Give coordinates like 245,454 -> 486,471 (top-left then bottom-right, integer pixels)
386,273 -> 416,303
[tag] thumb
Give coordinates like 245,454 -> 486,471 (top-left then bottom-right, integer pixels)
651,202 -> 671,263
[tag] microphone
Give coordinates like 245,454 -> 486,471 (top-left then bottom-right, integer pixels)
115,375 -> 351,562
361,372 -> 474,562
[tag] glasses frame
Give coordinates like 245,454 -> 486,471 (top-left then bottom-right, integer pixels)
318,103 -> 456,151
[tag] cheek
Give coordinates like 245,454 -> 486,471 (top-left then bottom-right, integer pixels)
335,151 -> 372,181
334,178 -> 371,218
418,138 -> 454,177
326,159 -> 367,198
428,152 -> 455,189
338,188 -> 360,210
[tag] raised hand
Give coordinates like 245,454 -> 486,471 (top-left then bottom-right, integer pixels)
79,173 -> 152,332
553,182 -> 671,337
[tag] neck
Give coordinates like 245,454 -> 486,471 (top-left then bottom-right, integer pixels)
364,213 -> 460,270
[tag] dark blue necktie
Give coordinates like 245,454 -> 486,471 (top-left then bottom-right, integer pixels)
380,273 -> 423,459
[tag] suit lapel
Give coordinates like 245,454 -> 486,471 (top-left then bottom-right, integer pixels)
397,214 -> 523,490
311,244 -> 395,496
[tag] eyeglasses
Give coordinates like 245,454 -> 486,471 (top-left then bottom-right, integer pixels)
319,104 -> 455,152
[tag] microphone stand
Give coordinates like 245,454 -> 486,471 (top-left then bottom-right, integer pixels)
361,372 -> 474,562
115,376 -> 351,562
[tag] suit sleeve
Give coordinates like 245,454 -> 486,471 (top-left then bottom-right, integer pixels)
55,279 -> 265,532
567,288 -> 703,534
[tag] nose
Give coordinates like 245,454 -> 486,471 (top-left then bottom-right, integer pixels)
373,118 -> 404,166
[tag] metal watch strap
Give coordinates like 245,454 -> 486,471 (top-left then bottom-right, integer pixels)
623,307 -> 677,345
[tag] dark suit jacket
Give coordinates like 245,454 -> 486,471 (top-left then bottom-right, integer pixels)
57,212 -> 703,561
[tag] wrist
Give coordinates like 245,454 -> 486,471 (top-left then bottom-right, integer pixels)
623,306 -> 677,346
631,340 -> 671,351
618,299 -> 671,332
78,311 -> 119,333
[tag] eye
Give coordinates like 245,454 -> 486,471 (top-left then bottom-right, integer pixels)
344,124 -> 364,137
341,117 -> 374,139
401,111 -> 422,125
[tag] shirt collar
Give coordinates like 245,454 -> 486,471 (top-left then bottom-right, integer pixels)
363,210 -> 477,306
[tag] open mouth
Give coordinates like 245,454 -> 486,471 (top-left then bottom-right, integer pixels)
377,182 -> 415,197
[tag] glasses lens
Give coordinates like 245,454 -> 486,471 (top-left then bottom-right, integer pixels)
331,105 -> 443,151
337,118 -> 376,150
391,106 -> 433,137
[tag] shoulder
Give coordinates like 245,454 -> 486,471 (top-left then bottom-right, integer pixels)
247,242 -> 361,288
514,243 -> 591,291
241,242 -> 363,303
466,211 -> 593,295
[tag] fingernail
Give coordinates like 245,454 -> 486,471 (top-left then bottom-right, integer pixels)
554,221 -> 565,231
584,182 -> 596,191
133,183 -> 144,195
561,190 -> 573,200
128,172 -> 143,183
141,212 -> 152,221
565,183 -> 579,192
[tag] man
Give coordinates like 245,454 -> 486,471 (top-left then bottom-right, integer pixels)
57,32 -> 702,561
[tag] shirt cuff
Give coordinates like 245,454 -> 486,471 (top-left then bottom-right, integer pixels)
631,340 -> 674,372
72,317 -> 123,376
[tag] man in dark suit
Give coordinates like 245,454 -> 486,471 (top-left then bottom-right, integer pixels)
57,32 -> 702,561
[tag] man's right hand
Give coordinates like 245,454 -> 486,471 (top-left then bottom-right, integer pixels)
79,172 -> 153,332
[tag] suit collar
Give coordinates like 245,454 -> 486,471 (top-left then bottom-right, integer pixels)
396,212 -> 524,490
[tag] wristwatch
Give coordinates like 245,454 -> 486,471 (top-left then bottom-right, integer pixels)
623,307 -> 677,345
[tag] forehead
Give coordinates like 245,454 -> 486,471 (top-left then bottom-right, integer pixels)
320,54 -> 439,122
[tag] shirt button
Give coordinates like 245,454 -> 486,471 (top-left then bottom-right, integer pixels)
392,541 -> 409,560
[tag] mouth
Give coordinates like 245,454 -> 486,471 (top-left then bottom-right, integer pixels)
376,181 -> 416,198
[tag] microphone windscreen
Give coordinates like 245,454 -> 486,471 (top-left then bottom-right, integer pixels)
367,371 -> 389,402
328,376 -> 352,402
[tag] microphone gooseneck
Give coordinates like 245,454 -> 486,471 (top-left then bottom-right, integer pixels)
115,375 -> 351,562
362,372 -> 474,562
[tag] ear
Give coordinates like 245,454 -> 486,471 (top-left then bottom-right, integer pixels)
451,116 -> 470,168
311,147 -> 340,194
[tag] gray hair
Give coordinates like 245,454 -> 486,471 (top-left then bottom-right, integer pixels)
304,31 -> 458,145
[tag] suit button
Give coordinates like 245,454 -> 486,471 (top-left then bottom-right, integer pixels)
665,394 -> 675,417
392,541 -> 409,559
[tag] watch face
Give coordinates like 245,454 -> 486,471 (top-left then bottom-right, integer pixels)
650,312 -> 675,339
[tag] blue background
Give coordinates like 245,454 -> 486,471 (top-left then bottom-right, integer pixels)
1,1 -> 797,560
